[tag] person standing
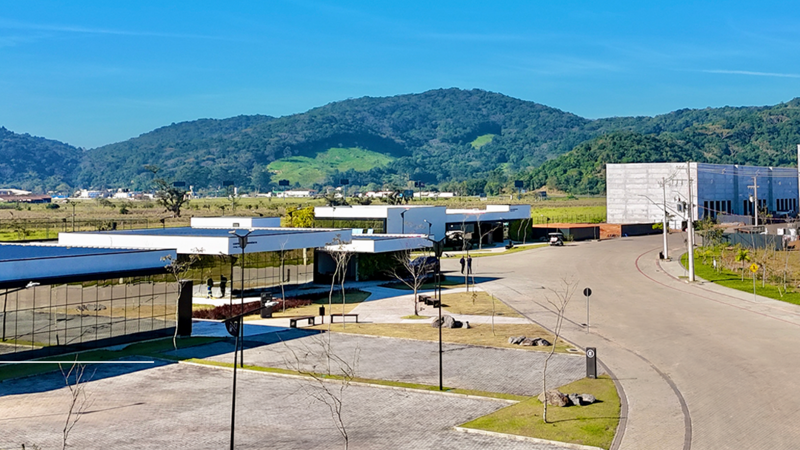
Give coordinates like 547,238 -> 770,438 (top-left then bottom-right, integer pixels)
206,277 -> 213,298
459,256 -> 465,274
219,275 -> 228,298
467,255 -> 472,275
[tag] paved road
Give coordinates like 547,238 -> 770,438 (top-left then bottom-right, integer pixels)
445,235 -> 800,450
0,359 -> 565,450
198,332 -> 586,396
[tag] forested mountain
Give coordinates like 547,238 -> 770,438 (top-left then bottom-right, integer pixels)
525,99 -> 800,194
0,127 -> 82,192
4,89 -> 800,195
75,89 -> 592,191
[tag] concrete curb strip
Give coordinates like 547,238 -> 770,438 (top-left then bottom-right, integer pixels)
453,426 -> 604,450
179,360 -> 518,404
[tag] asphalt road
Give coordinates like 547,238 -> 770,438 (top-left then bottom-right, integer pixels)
443,234 -> 800,450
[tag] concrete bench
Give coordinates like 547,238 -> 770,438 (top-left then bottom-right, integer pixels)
289,316 -> 316,328
330,313 -> 359,324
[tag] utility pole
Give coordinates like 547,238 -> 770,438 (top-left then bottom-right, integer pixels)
686,163 -> 696,282
660,177 -> 669,260
748,176 -> 759,228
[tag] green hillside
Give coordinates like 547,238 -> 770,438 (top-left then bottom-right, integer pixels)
5,89 -> 800,195
267,147 -> 394,185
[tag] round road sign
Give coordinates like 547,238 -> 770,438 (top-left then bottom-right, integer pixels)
586,349 -> 595,358
583,287 -> 592,297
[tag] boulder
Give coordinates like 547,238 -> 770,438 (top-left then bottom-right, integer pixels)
512,336 -> 525,345
580,394 -> 596,405
534,338 -> 551,346
567,393 -> 582,406
520,337 -> 534,346
507,336 -> 516,344
537,390 -> 569,407
431,315 -> 458,328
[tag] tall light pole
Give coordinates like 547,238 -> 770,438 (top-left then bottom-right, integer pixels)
2,281 -> 39,342
423,226 -> 444,391
685,163 -> 696,282
228,229 -> 253,450
659,178 -> 670,259
400,208 -> 409,234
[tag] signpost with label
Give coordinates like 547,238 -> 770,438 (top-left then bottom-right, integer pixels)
586,347 -> 597,379
750,263 -> 760,301
582,287 -> 592,332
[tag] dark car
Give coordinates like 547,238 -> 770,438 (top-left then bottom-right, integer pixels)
410,256 -> 440,275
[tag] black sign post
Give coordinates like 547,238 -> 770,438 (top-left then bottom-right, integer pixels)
582,287 -> 592,331
586,347 -> 597,379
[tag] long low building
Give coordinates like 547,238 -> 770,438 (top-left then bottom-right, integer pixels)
607,162 -> 799,227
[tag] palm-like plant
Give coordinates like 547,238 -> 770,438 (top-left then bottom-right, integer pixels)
734,246 -> 750,281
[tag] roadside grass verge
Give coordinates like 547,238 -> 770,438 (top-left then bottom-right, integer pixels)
183,358 -> 527,401
441,291 -> 522,317
681,253 -> 800,305
308,323 -> 578,353
460,375 -> 619,449
0,337 -> 221,382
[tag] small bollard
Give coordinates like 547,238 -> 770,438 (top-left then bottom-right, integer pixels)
586,347 -> 597,379
319,305 -> 325,324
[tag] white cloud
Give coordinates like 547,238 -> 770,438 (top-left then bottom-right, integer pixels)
702,69 -> 800,79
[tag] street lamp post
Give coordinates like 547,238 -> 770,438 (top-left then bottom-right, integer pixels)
424,226 -> 444,391
2,281 -> 40,342
400,209 -> 409,234
228,229 -> 253,450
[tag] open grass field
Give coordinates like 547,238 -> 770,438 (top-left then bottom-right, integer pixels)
267,147 -> 395,185
309,322 -> 578,353
461,374 -> 620,449
440,291 -> 523,317
0,195 -> 607,240
470,134 -> 496,149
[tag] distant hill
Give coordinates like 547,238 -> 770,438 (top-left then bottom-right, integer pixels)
74,89 -> 593,191
4,89 -> 800,195
524,99 -> 800,194
0,127 -> 82,193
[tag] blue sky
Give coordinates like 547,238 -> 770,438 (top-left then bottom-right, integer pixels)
2,1 -> 800,148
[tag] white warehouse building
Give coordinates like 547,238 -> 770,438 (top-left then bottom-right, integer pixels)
607,162 -> 799,227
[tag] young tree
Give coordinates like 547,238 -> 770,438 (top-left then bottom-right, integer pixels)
388,249 -> 430,315
59,358 -> 94,450
162,252 -> 200,350
541,279 -> 578,424
282,336 -> 359,450
735,246 -> 751,281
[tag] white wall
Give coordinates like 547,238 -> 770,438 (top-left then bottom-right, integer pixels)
0,249 -> 176,283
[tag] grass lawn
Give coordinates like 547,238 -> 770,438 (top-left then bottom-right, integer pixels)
441,291 -> 522,317
0,336 -> 222,382
461,375 -> 619,449
254,289 -> 372,320
309,323 -> 577,353
681,253 -> 800,306
401,315 -> 429,320
380,278 -> 464,290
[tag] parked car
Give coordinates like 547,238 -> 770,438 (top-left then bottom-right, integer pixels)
548,232 -> 564,246
410,256 -> 440,275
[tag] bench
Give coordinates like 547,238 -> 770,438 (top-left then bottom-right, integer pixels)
289,316 -> 316,328
419,295 -> 440,308
330,313 -> 359,324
